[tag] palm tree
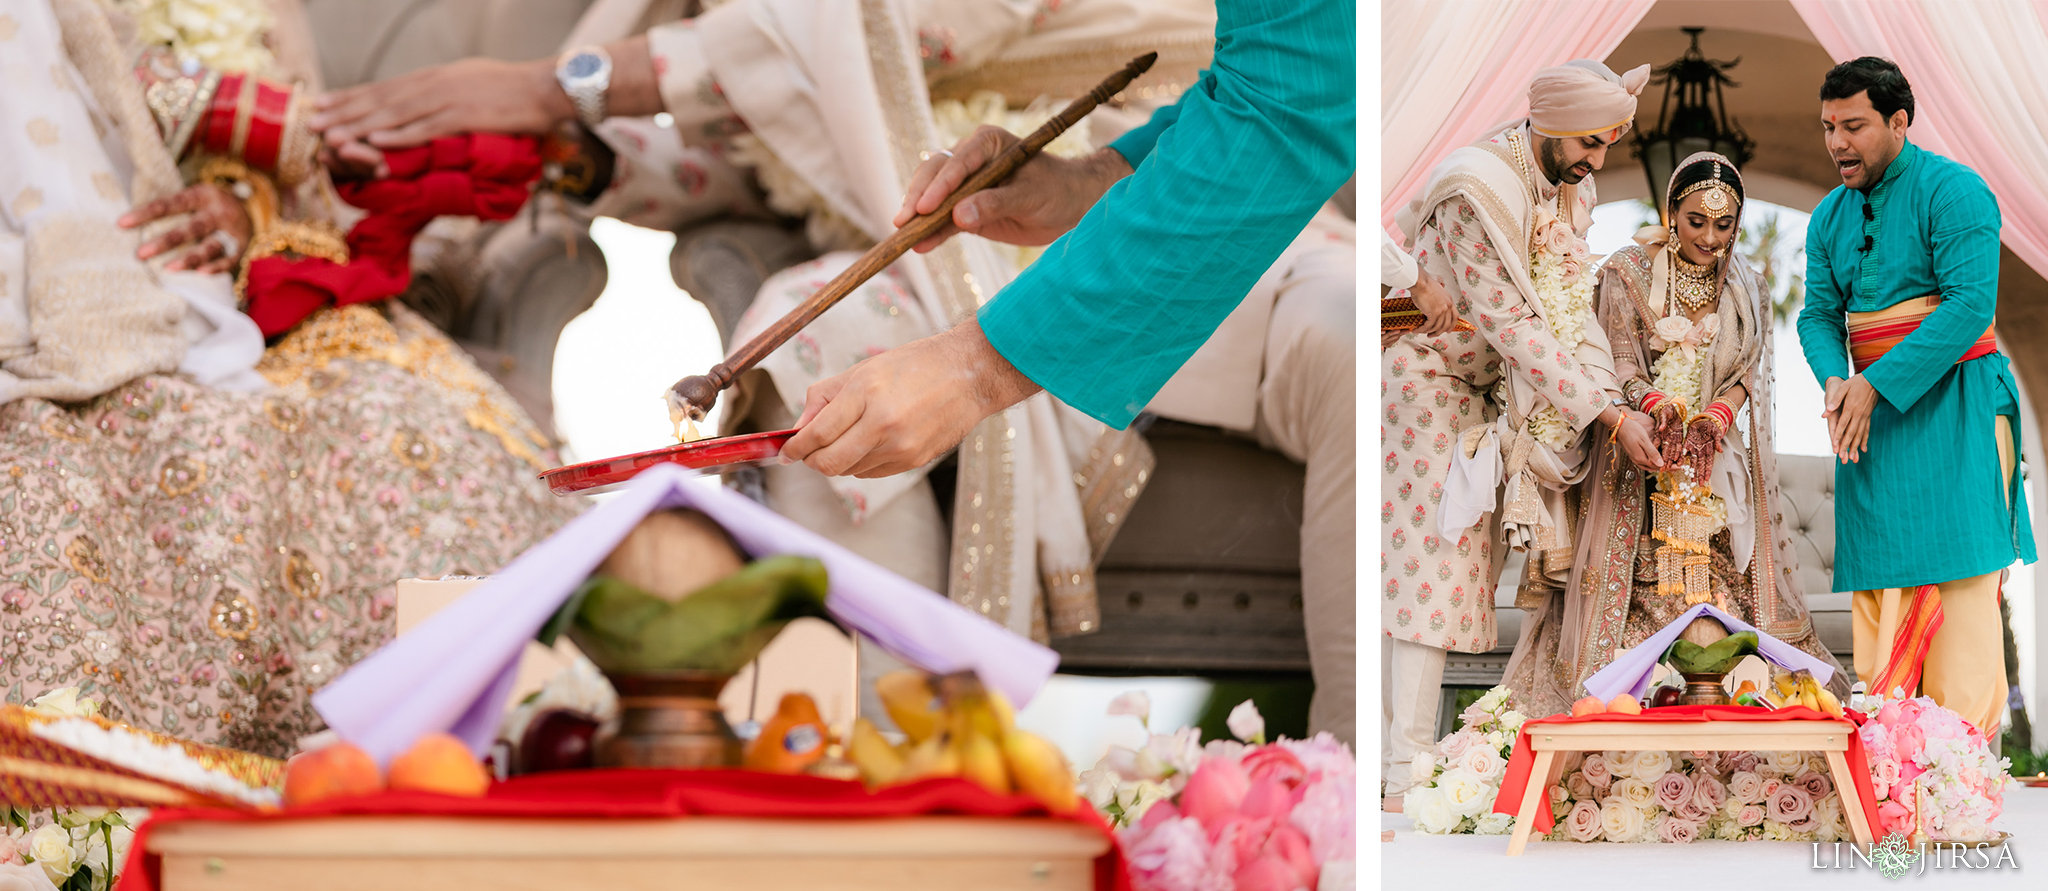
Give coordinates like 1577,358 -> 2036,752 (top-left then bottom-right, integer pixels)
1740,208 -> 1806,325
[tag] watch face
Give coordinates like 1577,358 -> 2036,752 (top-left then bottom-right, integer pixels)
565,53 -> 603,80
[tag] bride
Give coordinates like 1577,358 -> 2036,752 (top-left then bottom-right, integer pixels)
1503,152 -> 1845,717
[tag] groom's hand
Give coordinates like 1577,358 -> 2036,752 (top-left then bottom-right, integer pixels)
1824,376 -> 1879,463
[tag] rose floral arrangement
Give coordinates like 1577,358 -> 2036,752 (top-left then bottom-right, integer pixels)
1403,684 -> 1522,835
3,689 -> 145,891
1858,694 -> 2010,842
1076,694 -> 1355,891
1524,206 -> 1596,449
1544,747 -> 1850,843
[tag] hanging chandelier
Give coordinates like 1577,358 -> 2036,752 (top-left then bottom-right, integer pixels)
1633,27 -> 1755,212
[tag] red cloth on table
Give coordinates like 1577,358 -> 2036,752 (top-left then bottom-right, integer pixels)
115,770 -> 1128,891
242,134 -> 542,337
1491,705 -> 1881,837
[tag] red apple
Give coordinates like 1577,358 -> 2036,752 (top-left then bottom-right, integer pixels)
519,709 -> 601,774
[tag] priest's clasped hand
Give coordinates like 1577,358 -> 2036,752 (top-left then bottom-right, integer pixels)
1822,375 -> 1879,463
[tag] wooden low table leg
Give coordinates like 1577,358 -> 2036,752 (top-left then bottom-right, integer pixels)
1827,750 -> 1876,846
1505,750 -> 1557,857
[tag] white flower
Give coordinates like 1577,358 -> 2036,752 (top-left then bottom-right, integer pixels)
1116,781 -> 1172,824
1484,730 -> 1511,753
1457,743 -> 1507,782
1107,691 -> 1152,728
1407,785 -> 1460,834
1653,315 -> 1695,347
1474,687 -> 1510,714
1226,700 -> 1266,744
1103,746 -> 1140,780
1410,750 -> 1439,785
55,807 -> 111,829
1599,798 -> 1644,842
1436,768 -> 1495,818
1078,766 -> 1120,810
1631,749 -> 1673,782
30,687 -> 98,719
1474,812 -> 1515,835
1499,710 -> 1528,732
27,824 -> 73,883
1613,777 -> 1656,809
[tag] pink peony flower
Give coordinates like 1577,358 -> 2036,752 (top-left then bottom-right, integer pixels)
1654,772 -> 1695,811
1138,799 -> 1182,833
1769,785 -> 1814,824
1898,760 -> 1927,788
1892,724 -> 1927,760
1264,824 -> 1321,890
1875,699 -> 1904,727
1277,733 -> 1354,786
1238,778 -> 1297,822
1290,775 -> 1355,865
1566,800 -> 1603,842
1655,814 -> 1702,844
1126,816 -> 1225,891
1182,758 -> 1251,825
1242,746 -> 1308,791
1580,754 -> 1612,787
1234,856 -> 1303,891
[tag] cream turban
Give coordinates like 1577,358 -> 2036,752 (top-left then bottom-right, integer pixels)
1528,59 -> 1654,139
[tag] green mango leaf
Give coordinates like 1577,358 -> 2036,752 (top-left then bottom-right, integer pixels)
567,556 -> 831,673
1663,631 -> 1760,675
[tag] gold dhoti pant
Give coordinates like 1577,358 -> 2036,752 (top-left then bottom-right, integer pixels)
1850,416 -> 2015,736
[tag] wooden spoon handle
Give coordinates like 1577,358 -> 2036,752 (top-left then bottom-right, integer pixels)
667,51 -> 1159,420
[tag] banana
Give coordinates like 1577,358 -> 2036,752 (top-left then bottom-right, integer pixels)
1815,685 -> 1843,717
1001,728 -> 1078,813
900,729 -> 961,780
958,730 -> 1012,795
846,718 -> 905,787
876,671 -> 941,744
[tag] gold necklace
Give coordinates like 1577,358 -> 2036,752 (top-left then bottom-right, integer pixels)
1670,252 -> 1718,313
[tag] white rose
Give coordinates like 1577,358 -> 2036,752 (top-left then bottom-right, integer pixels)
1436,768 -> 1495,818
1474,812 -> 1516,836
28,824 -> 72,884
1770,751 -> 1808,775
1475,687 -> 1509,714
1614,777 -> 1657,809
55,808 -> 110,829
1631,750 -> 1672,782
1107,691 -> 1152,727
1653,316 -> 1695,346
1499,710 -> 1528,732
1410,750 -> 1439,785
1484,730 -> 1511,752
1599,798 -> 1644,842
107,824 -> 134,872
1226,700 -> 1266,744
30,687 -> 97,719
1408,785 -> 1459,834
1457,743 -> 1507,782
1608,750 -> 1638,774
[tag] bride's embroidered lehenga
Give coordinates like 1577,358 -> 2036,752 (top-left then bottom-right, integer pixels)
0,0 -> 578,757
1502,153 -> 1844,718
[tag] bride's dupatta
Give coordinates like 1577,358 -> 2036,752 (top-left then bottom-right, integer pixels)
1504,238 -> 1834,716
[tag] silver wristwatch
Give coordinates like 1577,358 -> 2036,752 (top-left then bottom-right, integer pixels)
555,45 -> 613,128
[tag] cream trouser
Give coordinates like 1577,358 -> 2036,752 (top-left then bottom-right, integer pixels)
750,251 -> 1356,743
1382,636 -> 1445,796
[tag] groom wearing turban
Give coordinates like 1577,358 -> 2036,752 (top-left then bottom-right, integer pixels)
1382,60 -> 1654,807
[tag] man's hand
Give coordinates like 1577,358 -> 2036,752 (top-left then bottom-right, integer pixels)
781,319 -> 1042,478
118,184 -> 252,274
894,125 -> 1131,253
311,58 -> 571,150
1408,273 -> 1459,335
1613,408 -> 1665,471
1823,375 -> 1880,463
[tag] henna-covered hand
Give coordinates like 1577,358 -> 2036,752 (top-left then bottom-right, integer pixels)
118,183 -> 252,274
1652,402 -> 1688,469
1682,414 -> 1724,483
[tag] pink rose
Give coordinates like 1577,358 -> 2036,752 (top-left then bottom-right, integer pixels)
1655,814 -> 1702,844
1728,752 -> 1762,774
1737,804 -> 1766,827
1761,778 -> 1783,799
1437,731 -> 1476,761
1580,754 -> 1612,787
0,836 -> 20,867
1567,771 -> 1596,802
1693,775 -> 1727,811
1727,771 -> 1765,804
1769,785 -> 1814,824
1795,770 -> 1833,801
1654,772 -> 1695,811
1566,800 -> 1603,842
1182,757 -> 1251,825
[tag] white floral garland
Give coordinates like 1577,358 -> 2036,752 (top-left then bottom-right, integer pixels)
125,0 -> 276,75
1647,310 -> 1726,523
1524,211 -> 1595,450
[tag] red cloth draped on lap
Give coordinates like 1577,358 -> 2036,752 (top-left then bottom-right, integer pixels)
241,134 -> 542,337
1491,705 -> 1881,837
115,770 -> 1129,891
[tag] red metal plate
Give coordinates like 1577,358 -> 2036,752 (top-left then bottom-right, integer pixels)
539,430 -> 795,496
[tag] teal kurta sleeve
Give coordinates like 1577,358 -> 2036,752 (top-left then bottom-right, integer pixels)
1106,70 -> 1208,167
1797,196 -> 1852,387
1861,176 -> 2002,412
976,0 -> 1355,428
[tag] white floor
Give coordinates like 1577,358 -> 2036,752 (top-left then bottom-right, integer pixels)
1381,784 -> 2047,888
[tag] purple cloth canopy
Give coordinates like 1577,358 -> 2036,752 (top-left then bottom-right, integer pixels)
313,465 -> 1060,765
1581,603 -> 1837,702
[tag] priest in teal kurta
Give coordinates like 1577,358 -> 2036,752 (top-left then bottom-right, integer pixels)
1798,57 -> 2031,735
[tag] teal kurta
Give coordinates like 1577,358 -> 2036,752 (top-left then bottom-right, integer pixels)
1797,140 -> 2036,592
975,0 -> 1355,429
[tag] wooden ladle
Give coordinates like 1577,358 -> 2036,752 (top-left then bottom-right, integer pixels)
665,52 -> 1159,423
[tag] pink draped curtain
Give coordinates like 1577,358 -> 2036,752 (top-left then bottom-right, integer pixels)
1380,0 -> 1657,239
1792,0 -> 2048,280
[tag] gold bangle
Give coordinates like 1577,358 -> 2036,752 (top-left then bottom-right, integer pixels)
229,74 -> 260,160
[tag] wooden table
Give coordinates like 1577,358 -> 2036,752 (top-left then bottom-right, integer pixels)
148,815 -> 1110,890
1503,718 -> 1876,855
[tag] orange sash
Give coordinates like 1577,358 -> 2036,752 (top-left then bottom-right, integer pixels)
1846,295 -> 1997,373
1869,584 -> 1943,700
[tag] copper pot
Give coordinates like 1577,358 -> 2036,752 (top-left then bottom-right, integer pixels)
597,670 -> 742,769
1676,672 -> 1732,707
